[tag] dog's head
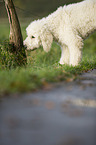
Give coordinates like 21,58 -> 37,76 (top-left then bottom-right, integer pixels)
24,19 -> 53,52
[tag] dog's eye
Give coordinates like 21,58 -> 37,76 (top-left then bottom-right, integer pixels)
31,36 -> 35,38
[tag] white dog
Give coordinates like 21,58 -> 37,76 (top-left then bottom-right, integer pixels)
24,0 -> 96,66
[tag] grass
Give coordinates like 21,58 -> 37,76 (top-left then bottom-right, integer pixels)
0,21 -> 96,96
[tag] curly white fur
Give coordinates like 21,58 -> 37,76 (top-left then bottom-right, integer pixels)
24,0 -> 96,66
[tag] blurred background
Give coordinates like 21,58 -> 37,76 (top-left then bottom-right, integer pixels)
0,0 -> 82,19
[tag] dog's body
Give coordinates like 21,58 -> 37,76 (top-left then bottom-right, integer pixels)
24,0 -> 96,66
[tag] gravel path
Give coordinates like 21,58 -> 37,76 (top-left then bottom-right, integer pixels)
0,69 -> 96,145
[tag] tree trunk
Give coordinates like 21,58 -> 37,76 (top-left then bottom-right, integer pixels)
3,0 -> 27,66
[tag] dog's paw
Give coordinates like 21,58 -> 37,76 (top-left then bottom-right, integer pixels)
59,60 -> 69,65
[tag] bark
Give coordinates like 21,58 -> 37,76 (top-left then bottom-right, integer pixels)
3,0 -> 27,66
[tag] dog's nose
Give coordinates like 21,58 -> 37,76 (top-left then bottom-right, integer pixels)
24,45 -> 27,50
23,41 -> 27,49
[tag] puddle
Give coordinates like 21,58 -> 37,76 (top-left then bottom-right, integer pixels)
0,69 -> 96,145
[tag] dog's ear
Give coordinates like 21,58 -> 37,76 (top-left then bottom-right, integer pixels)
40,30 -> 53,52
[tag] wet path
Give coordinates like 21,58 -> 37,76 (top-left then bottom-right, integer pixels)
0,70 -> 96,145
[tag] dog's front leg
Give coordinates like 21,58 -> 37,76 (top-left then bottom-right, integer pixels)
65,32 -> 83,66
69,43 -> 83,66
59,45 -> 70,65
